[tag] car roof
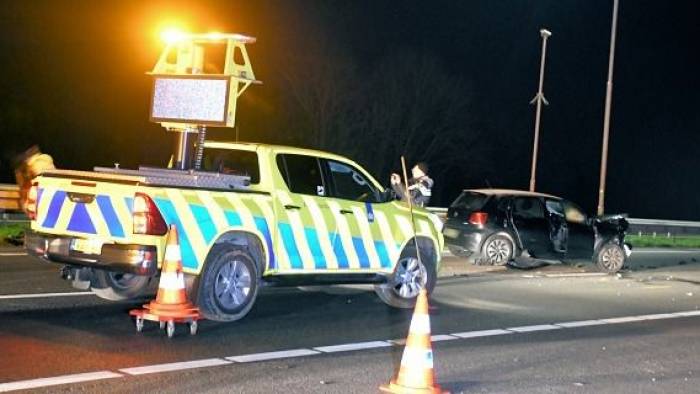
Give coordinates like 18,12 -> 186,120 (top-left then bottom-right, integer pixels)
463,188 -> 561,200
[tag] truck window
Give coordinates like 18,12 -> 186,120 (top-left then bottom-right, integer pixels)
277,154 -> 325,196
201,149 -> 260,184
325,160 -> 379,202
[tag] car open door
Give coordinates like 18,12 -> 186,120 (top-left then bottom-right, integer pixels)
545,199 -> 568,254
562,200 -> 595,259
510,197 -> 561,259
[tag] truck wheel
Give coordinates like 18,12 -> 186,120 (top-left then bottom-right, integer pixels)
374,246 -> 436,309
477,235 -> 514,266
594,242 -> 626,273
90,269 -> 151,301
197,245 -> 259,322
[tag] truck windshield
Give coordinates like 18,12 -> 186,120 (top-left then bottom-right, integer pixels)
201,149 -> 260,184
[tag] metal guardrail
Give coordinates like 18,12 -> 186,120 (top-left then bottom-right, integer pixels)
0,184 -> 21,212
1,183 -> 699,233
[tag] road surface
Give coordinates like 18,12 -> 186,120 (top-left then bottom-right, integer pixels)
1,247 -> 700,393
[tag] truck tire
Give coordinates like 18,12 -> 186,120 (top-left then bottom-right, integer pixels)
197,245 -> 259,322
374,246 -> 437,309
90,269 -> 151,301
594,241 -> 626,273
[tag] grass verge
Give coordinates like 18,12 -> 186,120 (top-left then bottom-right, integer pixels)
0,223 -> 28,246
626,234 -> 700,249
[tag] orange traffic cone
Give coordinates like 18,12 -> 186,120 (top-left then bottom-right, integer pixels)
130,225 -> 201,338
380,289 -> 447,394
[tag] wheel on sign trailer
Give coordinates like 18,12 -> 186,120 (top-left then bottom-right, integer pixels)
135,317 -> 144,332
190,321 -> 198,335
166,321 -> 175,338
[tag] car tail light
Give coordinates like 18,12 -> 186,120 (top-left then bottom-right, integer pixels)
132,192 -> 168,235
26,183 -> 38,220
469,211 -> 488,225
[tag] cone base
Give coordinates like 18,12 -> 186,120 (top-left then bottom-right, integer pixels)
380,381 -> 446,394
130,308 -> 200,323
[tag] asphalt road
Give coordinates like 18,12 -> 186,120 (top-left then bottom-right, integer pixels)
1,248 -> 700,393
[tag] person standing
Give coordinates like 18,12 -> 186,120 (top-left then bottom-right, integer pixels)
390,162 -> 433,208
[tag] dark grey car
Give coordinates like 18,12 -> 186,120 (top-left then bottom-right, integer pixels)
442,189 -> 631,273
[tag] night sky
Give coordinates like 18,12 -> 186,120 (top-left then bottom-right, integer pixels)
1,1 -> 698,219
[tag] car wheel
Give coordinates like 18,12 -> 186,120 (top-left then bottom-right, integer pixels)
90,269 -> 151,301
478,235 -> 514,266
594,242 -> 626,273
374,246 -> 437,309
197,245 -> 259,322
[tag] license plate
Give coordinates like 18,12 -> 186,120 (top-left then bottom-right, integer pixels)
71,238 -> 104,255
443,228 -> 460,239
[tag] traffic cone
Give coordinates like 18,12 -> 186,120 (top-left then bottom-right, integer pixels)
380,289 -> 447,394
130,225 -> 201,337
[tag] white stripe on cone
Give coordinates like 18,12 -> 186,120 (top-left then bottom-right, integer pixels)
164,245 -> 182,262
408,314 -> 431,335
400,347 -> 434,369
158,272 -> 185,290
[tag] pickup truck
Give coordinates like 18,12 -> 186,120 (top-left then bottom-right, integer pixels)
25,141 -> 444,321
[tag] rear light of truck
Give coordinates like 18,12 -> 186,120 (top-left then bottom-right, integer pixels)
132,192 -> 168,235
26,183 -> 38,220
469,211 -> 488,226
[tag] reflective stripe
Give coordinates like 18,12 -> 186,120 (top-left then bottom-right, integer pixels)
66,203 -> 97,235
155,197 -> 198,270
253,198 -> 288,270
84,198 -> 110,236
408,314 -> 431,334
351,206 -> 382,269
96,195 -> 125,237
158,272 -> 185,290
42,190 -> 67,229
302,196 -> 339,269
395,215 -> 413,239
277,192 -> 315,270
375,211 -> 400,263
197,191 -> 228,232
164,245 -> 182,262
400,348 -> 434,369
327,201 -> 360,268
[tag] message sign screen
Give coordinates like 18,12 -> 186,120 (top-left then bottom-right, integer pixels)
150,76 -> 230,126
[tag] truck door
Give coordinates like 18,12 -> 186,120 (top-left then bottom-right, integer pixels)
274,154 -> 336,271
321,159 -> 395,271
510,197 -> 560,259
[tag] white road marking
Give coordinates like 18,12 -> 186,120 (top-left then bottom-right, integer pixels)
543,273 -> 608,278
554,320 -> 607,328
0,371 -> 122,393
507,324 -> 561,333
0,252 -> 27,257
451,329 -> 513,338
314,341 -> 392,353
3,309 -> 700,391
0,292 -> 93,300
601,316 -> 649,324
119,358 -> 232,376
673,310 -> 700,317
227,349 -> 320,363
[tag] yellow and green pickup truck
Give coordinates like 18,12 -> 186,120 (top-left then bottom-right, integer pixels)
25,141 -> 444,321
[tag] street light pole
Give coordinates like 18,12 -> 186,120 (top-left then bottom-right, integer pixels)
597,0 -> 620,215
529,28 -> 552,192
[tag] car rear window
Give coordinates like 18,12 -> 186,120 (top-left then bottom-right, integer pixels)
450,192 -> 489,211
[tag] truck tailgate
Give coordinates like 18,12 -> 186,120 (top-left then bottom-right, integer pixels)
33,170 -> 143,242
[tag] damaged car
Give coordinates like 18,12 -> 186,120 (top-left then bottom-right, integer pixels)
442,189 -> 631,273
